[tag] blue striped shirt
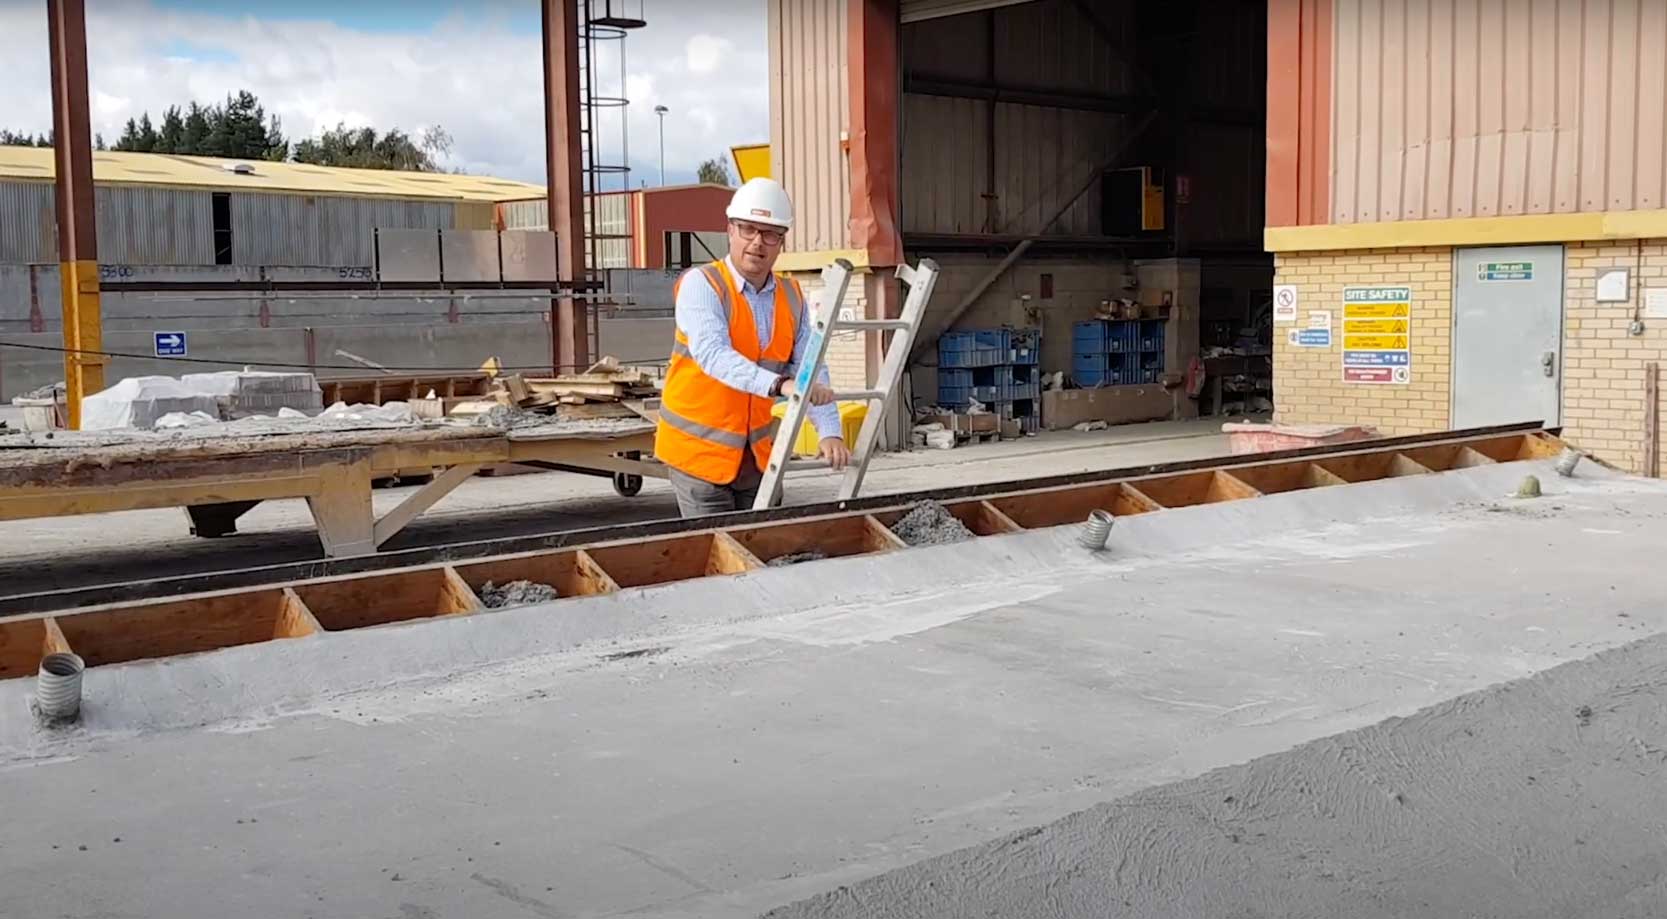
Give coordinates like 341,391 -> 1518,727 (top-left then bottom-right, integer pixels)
674,257 -> 841,441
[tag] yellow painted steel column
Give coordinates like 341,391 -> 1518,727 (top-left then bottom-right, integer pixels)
57,259 -> 104,429
47,0 -> 104,429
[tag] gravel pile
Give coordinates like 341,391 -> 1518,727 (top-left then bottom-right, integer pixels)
767,550 -> 829,567
478,579 -> 561,608
889,501 -> 977,546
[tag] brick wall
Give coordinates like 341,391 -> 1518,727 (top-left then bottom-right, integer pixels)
1274,241 -> 1667,473
787,268 -> 870,390
1562,240 -> 1667,474
1271,247 -> 1454,436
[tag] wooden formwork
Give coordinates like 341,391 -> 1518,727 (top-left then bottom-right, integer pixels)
0,429 -> 1566,681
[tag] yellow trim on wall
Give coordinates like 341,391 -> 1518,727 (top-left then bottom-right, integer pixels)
773,248 -> 871,273
1265,210 -> 1667,252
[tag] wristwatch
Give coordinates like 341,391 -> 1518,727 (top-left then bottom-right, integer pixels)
769,375 -> 788,397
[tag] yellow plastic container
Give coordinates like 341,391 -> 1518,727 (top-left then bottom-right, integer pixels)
770,400 -> 869,455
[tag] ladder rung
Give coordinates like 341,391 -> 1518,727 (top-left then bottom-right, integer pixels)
840,319 -> 912,331
782,458 -> 828,471
833,389 -> 887,402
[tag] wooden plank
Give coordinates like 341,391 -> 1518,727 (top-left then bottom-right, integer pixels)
861,514 -> 909,551
1206,471 -> 1263,503
275,588 -> 322,639
573,550 -> 621,595
967,500 -> 1023,534
729,513 -> 902,562
306,456 -> 376,557
988,483 -> 1123,528
1113,483 -> 1165,515
586,534 -> 730,588
294,569 -> 471,632
709,531 -> 764,575
42,617 -> 72,655
53,589 -> 300,667
1303,463 -> 1350,487
0,618 -> 55,679
440,566 -> 484,614
556,401 -> 639,420
1390,453 -> 1435,476
372,462 -> 483,548
1514,433 -> 1568,462
1451,447 -> 1498,469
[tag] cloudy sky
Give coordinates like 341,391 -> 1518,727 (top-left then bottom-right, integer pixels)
0,0 -> 766,187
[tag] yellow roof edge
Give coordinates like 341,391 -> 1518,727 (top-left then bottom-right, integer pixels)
1265,211 -> 1667,252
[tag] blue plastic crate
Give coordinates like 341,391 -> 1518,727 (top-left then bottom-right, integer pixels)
974,329 -> 1010,352
1073,321 -> 1110,351
940,345 -> 1005,368
937,384 -> 971,408
1073,353 -> 1111,376
1009,328 -> 1041,364
939,368 -> 974,389
1140,319 -> 1166,352
970,384 -> 998,403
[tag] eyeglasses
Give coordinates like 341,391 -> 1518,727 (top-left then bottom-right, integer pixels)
731,221 -> 786,246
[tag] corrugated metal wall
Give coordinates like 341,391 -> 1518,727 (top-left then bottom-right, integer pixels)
1333,0 -> 1667,224
95,185 -> 216,265
0,182 -> 216,264
0,181 -> 55,264
769,0 -> 851,254
900,0 -> 1138,238
229,192 -> 453,266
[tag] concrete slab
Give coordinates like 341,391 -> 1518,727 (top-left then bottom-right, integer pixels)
0,460 -> 1663,917
765,634 -> 1667,918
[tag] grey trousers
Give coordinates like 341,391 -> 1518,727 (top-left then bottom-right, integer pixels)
668,460 -> 767,518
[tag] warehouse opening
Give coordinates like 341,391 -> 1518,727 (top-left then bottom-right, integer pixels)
897,0 -> 1272,434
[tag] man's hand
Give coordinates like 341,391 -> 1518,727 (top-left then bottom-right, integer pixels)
819,437 -> 852,470
781,378 -> 836,406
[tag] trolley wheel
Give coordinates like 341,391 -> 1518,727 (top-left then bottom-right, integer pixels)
612,472 -> 644,497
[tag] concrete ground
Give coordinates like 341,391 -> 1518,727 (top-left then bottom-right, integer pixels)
0,416 -> 1252,598
1,456 -> 1664,917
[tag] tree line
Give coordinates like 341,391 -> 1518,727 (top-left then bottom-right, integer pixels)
1,90 -> 454,172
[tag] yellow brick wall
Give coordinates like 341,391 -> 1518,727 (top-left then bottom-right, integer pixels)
1561,240 -> 1667,474
1271,247 -> 1454,436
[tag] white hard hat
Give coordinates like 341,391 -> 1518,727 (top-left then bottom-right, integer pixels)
725,177 -> 794,230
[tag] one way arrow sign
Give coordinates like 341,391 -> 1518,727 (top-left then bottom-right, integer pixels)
154,331 -> 188,357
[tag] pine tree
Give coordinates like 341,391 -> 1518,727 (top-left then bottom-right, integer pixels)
156,106 -> 184,154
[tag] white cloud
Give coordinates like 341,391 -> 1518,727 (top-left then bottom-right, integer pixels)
684,34 -> 732,75
0,0 -> 768,186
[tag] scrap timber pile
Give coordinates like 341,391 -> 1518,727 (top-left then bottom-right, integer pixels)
449,357 -> 661,423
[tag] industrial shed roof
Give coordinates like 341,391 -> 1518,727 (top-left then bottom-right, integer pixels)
0,145 -> 545,203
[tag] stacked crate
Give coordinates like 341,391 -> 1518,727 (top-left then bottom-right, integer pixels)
1071,319 -> 1166,387
938,327 -> 1042,433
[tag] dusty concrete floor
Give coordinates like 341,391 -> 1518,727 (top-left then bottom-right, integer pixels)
766,633 -> 1667,919
1,459 -> 1663,918
0,417 -> 1248,597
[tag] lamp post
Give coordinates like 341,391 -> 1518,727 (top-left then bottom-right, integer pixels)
653,104 -> 668,186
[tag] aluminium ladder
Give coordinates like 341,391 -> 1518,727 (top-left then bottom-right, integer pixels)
753,257 -> 941,510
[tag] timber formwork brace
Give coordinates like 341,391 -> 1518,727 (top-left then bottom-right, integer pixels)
0,426 -> 1567,680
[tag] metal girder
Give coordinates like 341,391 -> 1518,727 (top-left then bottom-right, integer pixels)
541,0 -> 589,373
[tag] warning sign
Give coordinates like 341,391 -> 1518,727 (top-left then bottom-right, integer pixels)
1344,318 -> 1408,335
1274,285 -> 1299,323
1342,286 -> 1412,385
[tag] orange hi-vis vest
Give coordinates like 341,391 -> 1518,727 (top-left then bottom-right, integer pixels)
655,260 -> 803,484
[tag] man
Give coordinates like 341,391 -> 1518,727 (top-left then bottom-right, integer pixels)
655,177 -> 851,517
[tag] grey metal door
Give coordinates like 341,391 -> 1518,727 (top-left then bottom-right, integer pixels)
1452,245 -> 1564,428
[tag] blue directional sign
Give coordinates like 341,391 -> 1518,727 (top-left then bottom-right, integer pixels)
154,331 -> 187,357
